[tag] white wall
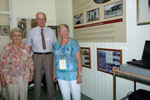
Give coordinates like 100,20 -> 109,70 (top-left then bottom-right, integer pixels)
12,0 -> 56,26
55,0 -> 73,37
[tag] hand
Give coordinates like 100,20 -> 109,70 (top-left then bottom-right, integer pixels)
53,73 -> 57,82
29,73 -> 34,82
1,79 -> 7,87
77,75 -> 82,84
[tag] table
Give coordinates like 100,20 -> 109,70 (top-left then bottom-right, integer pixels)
112,64 -> 150,100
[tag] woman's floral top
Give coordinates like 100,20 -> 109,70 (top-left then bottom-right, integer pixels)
54,38 -> 80,81
0,42 -> 34,84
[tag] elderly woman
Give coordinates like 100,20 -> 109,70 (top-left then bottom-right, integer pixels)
0,28 -> 34,100
53,24 -> 82,100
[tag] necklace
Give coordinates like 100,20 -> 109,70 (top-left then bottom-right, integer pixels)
60,37 -> 70,58
60,37 -> 69,46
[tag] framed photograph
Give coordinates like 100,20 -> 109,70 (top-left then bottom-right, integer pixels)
137,0 -> 150,25
0,25 -> 10,36
97,48 -> 122,74
81,47 -> 91,68
74,13 -> 84,25
104,0 -> 123,19
17,18 -> 37,38
48,26 -> 59,40
86,8 -> 100,22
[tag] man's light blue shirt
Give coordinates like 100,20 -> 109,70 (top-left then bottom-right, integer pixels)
26,26 -> 57,52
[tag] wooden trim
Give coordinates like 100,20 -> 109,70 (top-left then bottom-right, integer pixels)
113,71 -> 116,100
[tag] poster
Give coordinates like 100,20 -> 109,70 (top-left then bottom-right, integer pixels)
72,0 -> 126,42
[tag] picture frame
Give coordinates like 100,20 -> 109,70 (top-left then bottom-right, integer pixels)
137,0 -> 150,25
81,47 -> 91,68
104,0 -> 123,19
97,48 -> 122,74
74,13 -> 84,25
48,26 -> 59,40
17,18 -> 37,38
0,25 -> 10,36
86,8 -> 100,22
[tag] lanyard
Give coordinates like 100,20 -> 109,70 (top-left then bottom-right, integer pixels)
60,38 -> 69,58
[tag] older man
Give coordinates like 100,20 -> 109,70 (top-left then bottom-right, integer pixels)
26,12 -> 57,100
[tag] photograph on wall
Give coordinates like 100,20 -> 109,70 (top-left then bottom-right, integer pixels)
137,0 -> 150,25
93,0 -> 110,4
17,18 -> 37,38
104,0 -> 123,18
87,8 -> 100,22
74,13 -> 84,25
81,47 -> 91,68
0,25 -> 10,36
48,26 -> 60,40
97,48 -> 122,74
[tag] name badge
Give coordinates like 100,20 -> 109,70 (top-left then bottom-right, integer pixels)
59,60 -> 66,69
22,50 -> 27,53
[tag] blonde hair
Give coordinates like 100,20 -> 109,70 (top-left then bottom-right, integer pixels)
58,24 -> 69,32
10,27 -> 23,40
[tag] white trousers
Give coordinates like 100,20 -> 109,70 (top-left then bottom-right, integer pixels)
58,79 -> 81,100
7,76 -> 28,100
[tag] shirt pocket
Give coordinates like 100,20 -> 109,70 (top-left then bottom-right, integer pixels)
33,36 -> 41,44
46,38 -> 51,41
46,38 -> 52,44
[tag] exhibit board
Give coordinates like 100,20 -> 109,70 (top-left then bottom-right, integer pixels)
72,0 -> 126,42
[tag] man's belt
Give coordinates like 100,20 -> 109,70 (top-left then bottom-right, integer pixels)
34,52 -> 52,55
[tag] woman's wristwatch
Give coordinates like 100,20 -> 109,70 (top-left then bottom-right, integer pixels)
78,72 -> 82,76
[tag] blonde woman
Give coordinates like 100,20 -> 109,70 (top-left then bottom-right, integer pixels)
53,24 -> 82,100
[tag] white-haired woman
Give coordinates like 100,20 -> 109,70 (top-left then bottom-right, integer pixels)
0,28 -> 34,100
